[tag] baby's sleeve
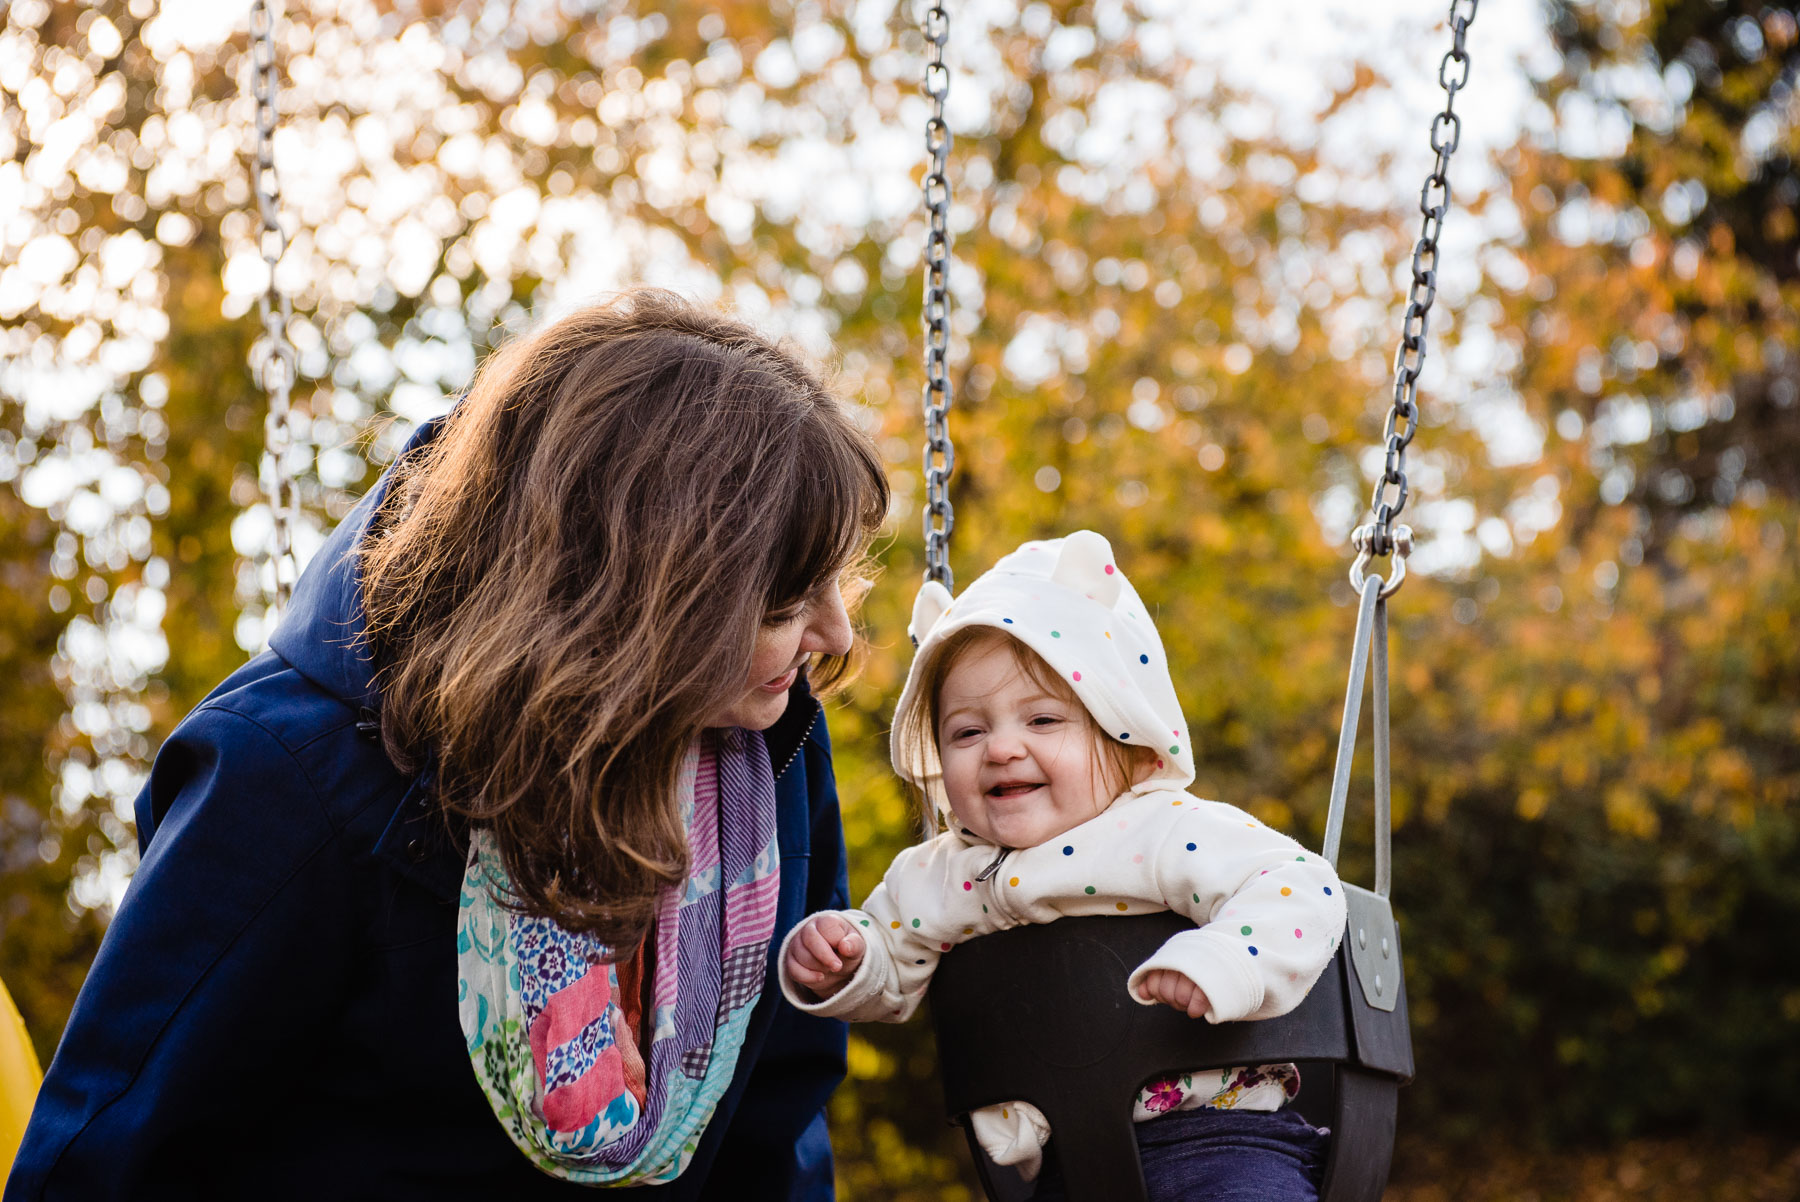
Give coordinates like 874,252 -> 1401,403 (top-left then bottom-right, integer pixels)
1127,801 -> 1347,1024
776,903 -> 906,1021
775,844 -> 962,1024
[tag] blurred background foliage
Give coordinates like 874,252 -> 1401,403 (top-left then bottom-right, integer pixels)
1,0 -> 1796,1197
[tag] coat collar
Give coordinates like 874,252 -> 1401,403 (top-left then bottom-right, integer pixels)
266,416 -> 445,713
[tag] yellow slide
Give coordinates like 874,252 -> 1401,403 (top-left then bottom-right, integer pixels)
1,976 -> 42,1178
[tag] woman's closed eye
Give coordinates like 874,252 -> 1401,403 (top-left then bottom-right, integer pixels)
763,600 -> 807,626
764,577 -> 840,627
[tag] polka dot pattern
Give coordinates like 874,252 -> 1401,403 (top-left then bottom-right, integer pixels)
1062,845 -> 1074,856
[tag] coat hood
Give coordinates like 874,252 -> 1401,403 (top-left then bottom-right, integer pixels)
265,417 -> 445,711
889,531 -> 1196,821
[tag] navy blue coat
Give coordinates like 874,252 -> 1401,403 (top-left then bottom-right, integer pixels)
6,419 -> 851,1201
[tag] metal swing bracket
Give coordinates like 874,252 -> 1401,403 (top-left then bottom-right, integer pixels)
1322,543 -> 1405,1014
1344,887 -> 1400,1014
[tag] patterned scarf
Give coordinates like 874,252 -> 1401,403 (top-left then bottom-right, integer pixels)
457,730 -> 781,1185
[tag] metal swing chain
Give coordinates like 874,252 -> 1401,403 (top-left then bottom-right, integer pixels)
920,2 -> 956,592
249,0 -> 300,615
1352,0 -> 1478,598
1328,0 -> 1478,901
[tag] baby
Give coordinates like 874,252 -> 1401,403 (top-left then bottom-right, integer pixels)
779,532 -> 1345,1198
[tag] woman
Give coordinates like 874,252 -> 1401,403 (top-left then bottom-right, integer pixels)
6,291 -> 888,1200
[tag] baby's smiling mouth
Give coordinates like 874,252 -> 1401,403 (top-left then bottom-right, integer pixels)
986,781 -> 1044,799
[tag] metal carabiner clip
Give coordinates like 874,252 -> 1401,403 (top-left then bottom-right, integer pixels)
1349,523 -> 1413,600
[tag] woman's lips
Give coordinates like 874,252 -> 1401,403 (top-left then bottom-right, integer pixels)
759,666 -> 799,694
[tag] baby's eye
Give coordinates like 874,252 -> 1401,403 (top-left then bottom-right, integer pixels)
951,726 -> 983,741
1029,714 -> 1065,727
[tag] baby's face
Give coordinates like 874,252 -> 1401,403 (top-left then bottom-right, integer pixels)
935,637 -> 1117,848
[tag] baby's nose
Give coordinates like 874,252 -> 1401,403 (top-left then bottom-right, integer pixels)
986,733 -> 1027,760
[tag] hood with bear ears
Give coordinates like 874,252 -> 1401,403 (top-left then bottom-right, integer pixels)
889,530 -> 1197,829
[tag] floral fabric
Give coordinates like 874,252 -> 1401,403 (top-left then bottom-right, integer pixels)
1135,1063 -> 1303,1120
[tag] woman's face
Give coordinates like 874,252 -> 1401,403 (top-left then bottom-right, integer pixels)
707,578 -> 853,730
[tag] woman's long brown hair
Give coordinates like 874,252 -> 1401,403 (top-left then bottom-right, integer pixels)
357,289 -> 888,945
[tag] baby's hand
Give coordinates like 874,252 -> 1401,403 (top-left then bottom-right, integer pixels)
784,913 -> 867,1000
1138,969 -> 1211,1019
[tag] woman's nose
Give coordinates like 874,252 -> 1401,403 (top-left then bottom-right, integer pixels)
800,586 -> 853,658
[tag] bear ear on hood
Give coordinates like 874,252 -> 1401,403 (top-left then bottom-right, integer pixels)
909,580 -> 955,647
1049,530 -> 1123,608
